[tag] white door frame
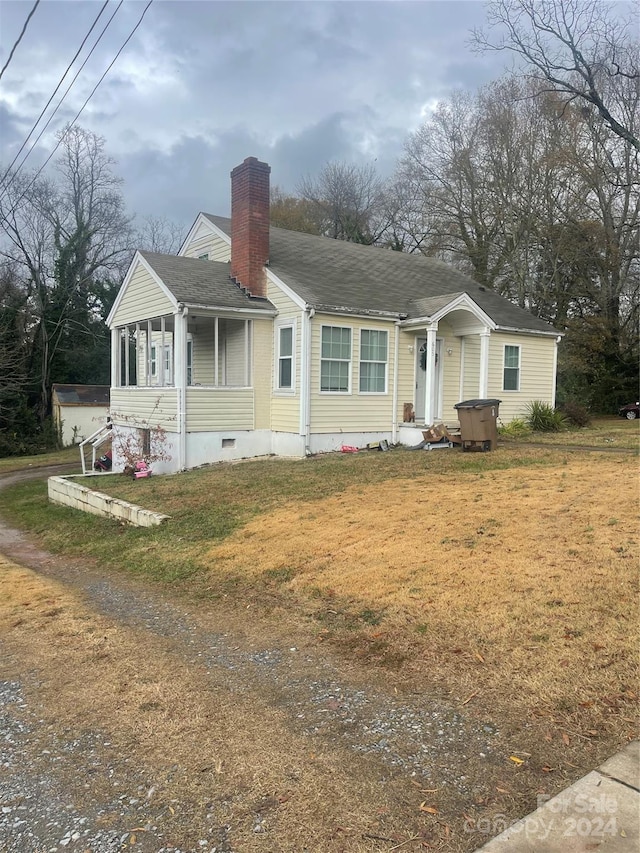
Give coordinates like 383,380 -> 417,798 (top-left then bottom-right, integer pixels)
415,332 -> 443,423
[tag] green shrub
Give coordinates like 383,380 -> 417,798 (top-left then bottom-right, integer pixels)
525,401 -> 567,432
559,400 -> 591,428
498,418 -> 531,439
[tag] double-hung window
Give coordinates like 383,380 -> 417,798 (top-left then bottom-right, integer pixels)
503,345 -> 520,391
320,326 -> 351,392
359,329 -> 388,393
277,325 -> 294,390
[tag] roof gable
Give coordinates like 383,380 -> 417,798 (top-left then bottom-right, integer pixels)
107,251 -> 178,327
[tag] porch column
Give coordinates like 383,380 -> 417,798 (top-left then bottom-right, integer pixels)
423,323 -> 438,426
479,327 -> 491,398
111,329 -> 119,387
175,307 -> 188,471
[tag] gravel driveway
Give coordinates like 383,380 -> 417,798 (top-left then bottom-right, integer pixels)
0,468 -> 507,853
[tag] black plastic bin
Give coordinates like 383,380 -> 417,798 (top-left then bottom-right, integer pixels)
453,399 -> 501,452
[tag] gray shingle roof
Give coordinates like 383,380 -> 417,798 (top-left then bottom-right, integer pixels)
52,384 -> 110,405
139,251 -> 275,312
204,215 -> 556,334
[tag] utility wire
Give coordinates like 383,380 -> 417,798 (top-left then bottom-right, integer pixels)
1,0 -> 154,219
0,0 -> 112,193
0,0 -> 41,82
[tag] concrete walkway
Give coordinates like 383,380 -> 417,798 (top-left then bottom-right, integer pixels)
476,740 -> 639,851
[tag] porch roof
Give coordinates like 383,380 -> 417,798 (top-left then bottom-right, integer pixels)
204,215 -> 557,335
139,251 -> 276,313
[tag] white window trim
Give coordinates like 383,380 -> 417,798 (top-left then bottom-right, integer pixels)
187,336 -> 193,386
503,344 -> 521,392
150,343 -> 158,378
320,324 -> 352,394
274,320 -> 296,394
359,328 -> 389,395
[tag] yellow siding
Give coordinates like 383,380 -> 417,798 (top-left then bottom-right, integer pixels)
269,279 -> 302,433
185,388 -> 253,431
437,320 -> 463,421
252,319 -> 272,430
397,328 -> 415,422
181,220 -> 230,261
220,319 -> 246,385
309,314 -> 395,433
462,336 -> 481,400
189,319 -> 215,385
110,388 -> 178,432
111,261 -> 174,326
489,333 -> 556,421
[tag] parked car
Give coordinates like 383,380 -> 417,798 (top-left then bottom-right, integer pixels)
618,401 -> 640,419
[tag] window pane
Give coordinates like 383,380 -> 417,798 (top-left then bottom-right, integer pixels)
280,326 -> 293,357
504,346 -> 519,369
360,362 -> 385,392
279,357 -> 292,388
504,367 -> 519,391
322,326 -> 350,360
321,360 -> 349,392
360,330 -> 387,362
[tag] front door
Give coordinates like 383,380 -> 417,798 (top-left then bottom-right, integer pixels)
415,337 -> 443,422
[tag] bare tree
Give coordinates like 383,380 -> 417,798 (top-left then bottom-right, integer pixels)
136,214 -> 184,254
297,161 -> 389,244
472,0 -> 640,150
0,126 -> 134,425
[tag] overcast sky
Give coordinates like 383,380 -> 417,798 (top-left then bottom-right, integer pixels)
0,0 -> 627,231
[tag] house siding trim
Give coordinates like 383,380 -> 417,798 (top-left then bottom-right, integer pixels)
107,252 -> 177,328
178,212 -> 231,257
266,268 -> 306,310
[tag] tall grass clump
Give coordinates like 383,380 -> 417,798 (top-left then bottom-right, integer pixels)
498,418 -> 531,439
559,400 -> 592,428
525,401 -> 567,432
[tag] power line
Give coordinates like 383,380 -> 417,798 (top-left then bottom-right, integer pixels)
0,0 -> 41,82
0,0 -> 113,192
1,0 -> 154,219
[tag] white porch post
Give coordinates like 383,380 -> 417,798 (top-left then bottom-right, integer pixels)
479,328 -> 491,398
552,335 -> 561,407
175,307 -> 188,470
111,329 -> 119,388
423,323 -> 438,426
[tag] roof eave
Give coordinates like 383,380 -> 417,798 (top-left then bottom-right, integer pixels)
183,301 -> 276,317
494,324 -> 563,337
309,302 -> 404,320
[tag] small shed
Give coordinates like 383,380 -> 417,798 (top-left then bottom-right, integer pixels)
52,384 -> 110,446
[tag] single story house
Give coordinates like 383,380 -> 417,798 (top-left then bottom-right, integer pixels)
106,157 -> 561,474
51,384 -> 110,446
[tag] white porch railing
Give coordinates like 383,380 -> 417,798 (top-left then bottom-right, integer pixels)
79,421 -> 113,474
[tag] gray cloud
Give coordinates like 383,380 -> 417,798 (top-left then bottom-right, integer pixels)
0,1 -> 528,228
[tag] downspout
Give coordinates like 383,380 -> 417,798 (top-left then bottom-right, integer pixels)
176,304 -> 188,471
552,335 -> 561,407
392,321 -> 400,444
302,306 -> 314,455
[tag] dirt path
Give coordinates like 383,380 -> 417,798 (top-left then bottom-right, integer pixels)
0,467 -> 589,852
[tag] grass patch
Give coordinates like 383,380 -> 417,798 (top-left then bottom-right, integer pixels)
517,416 -> 639,450
1,443 -> 638,761
0,445 -> 80,474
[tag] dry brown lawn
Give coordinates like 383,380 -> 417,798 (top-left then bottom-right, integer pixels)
0,557 -> 432,852
205,454 -> 638,737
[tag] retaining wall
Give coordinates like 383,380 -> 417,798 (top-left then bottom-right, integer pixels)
48,475 -> 170,527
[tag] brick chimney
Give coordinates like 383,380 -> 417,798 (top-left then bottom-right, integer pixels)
230,156 -> 270,298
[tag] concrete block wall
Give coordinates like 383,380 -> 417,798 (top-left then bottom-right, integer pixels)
48,475 -> 170,527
